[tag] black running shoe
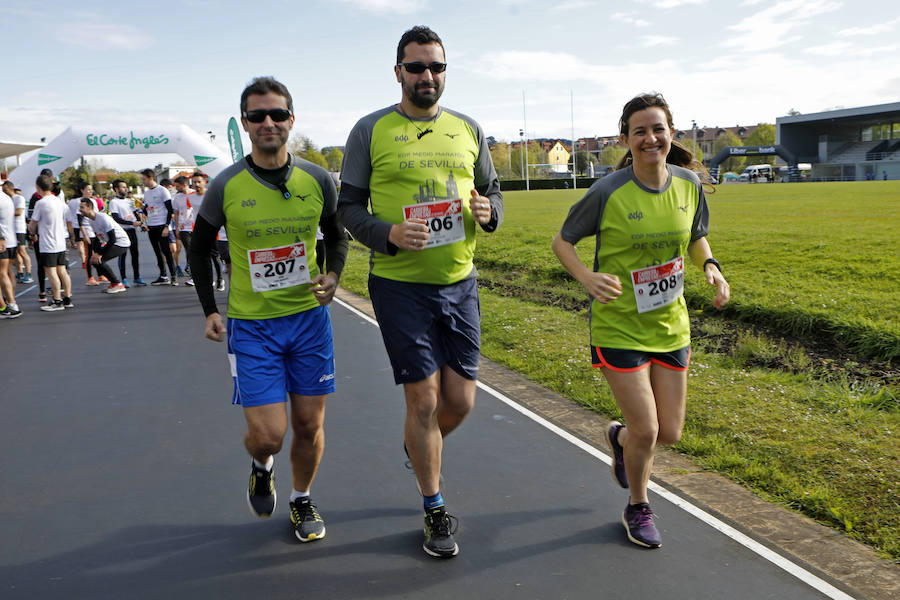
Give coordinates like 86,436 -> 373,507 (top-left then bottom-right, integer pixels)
247,461 -> 276,518
423,506 -> 459,558
0,306 -> 22,319
607,421 -> 628,488
150,276 -> 170,286
290,497 -> 326,542
622,502 -> 661,548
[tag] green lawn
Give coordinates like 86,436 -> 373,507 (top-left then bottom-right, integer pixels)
336,181 -> 900,561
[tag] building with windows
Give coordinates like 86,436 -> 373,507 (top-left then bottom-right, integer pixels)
547,140 -> 571,173
776,102 -> 900,181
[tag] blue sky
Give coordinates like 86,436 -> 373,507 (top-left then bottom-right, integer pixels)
1,0 -> 897,171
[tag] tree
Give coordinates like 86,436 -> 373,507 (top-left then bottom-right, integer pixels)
289,134 -> 328,169
574,150 -> 596,174
713,130 -> 745,173
679,138 -> 704,164
489,142 -> 518,179
323,147 -> 343,172
600,144 -> 626,168
61,161 -> 92,198
745,124 -> 776,166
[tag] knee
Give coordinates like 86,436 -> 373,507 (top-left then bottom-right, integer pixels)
245,427 -> 284,456
656,423 -> 683,446
406,388 -> 440,425
625,422 -> 659,450
290,415 -> 324,443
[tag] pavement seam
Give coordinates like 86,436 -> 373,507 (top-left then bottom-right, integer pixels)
334,287 -> 899,600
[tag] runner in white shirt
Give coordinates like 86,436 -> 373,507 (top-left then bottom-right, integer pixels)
139,169 -> 177,285
172,176 -> 195,281
1,181 -> 32,285
68,182 -> 97,286
108,179 -> 146,287
80,198 -> 130,294
0,184 -> 21,318
28,174 -> 73,311
188,173 -> 222,288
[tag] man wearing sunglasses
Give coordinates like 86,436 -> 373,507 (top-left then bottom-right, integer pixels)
189,76 -> 348,545
338,25 -> 503,559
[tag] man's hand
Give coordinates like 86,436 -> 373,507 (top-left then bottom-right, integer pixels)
90,254 -> 101,265
205,313 -> 226,342
389,218 -> 430,251
469,189 -> 492,224
309,272 -> 338,306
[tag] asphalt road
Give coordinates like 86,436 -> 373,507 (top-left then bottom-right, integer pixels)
1,243 -> 858,599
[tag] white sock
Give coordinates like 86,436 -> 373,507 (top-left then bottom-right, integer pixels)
290,490 -> 310,502
253,456 -> 274,472
9,303 -> 18,311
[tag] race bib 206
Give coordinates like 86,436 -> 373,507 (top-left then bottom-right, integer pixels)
403,199 -> 464,249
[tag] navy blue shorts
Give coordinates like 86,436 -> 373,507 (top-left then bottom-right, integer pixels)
591,345 -> 691,373
226,306 -> 335,406
368,274 -> 481,385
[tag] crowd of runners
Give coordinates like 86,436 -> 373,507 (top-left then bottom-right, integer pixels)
1,24 -> 731,561
0,168 -> 230,316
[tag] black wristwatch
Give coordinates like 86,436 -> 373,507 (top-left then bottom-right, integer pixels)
703,257 -> 722,273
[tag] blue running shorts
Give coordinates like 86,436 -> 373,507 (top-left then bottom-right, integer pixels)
227,305 -> 335,406
368,274 -> 481,385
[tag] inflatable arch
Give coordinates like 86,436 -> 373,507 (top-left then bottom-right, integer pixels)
708,145 -> 800,182
11,125 -> 231,199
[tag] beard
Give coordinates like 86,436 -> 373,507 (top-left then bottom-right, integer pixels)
252,128 -> 289,154
403,78 -> 443,109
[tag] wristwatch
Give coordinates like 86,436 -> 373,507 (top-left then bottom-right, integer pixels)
703,257 -> 721,273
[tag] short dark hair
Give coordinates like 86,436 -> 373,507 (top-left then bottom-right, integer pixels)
191,172 -> 207,179
35,174 -> 54,192
39,168 -> 54,178
1,180 -> 13,189
78,181 -> 92,194
112,179 -> 127,188
240,76 -> 293,116
174,175 -> 188,185
140,168 -> 156,180
160,178 -> 173,187
397,25 -> 444,64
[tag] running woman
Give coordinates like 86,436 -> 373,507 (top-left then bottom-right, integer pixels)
190,77 -> 348,544
139,169 -> 178,286
338,26 -> 503,558
552,93 -> 730,548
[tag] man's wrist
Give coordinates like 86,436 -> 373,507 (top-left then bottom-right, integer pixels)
703,257 -> 721,273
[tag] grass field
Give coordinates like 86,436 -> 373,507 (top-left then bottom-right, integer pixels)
337,181 -> 900,561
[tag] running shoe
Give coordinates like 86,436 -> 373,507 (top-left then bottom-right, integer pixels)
122,278 -> 130,288
423,506 -> 459,558
40,300 -> 65,312
215,279 -> 226,292
98,275 -> 109,283
0,306 -> 22,319
289,497 -> 326,542
62,297 -> 75,309
607,421 -> 628,489
150,276 -> 170,286
176,266 -> 184,277
622,502 -> 661,548
247,461 -> 276,518
170,278 -> 179,287
21,274 -> 33,284
85,277 -> 99,286
134,277 -> 147,286
106,283 -> 127,294
15,272 -> 21,283
184,278 -> 195,286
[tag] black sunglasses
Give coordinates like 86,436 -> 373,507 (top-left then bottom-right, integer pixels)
243,108 -> 292,123
398,61 -> 447,74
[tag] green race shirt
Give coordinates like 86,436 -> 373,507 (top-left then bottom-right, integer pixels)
199,156 -> 337,320
560,165 -> 710,352
340,106 -> 501,285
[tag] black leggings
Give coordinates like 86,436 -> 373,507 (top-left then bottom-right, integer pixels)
93,245 -> 127,285
148,225 -> 175,278
117,229 -> 141,279
33,238 -> 46,294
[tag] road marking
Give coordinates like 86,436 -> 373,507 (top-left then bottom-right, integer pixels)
15,260 -> 79,298
334,296 -> 856,600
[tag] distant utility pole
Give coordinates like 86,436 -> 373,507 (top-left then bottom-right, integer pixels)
522,90 -> 529,191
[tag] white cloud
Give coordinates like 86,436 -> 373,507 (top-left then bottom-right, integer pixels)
838,17 -> 900,37
805,42 -> 898,57
722,0 -> 842,51
643,35 -> 678,46
638,0 -> 707,7
611,12 -> 651,27
334,0 -> 428,14
61,23 -> 155,51
554,0 -> 599,11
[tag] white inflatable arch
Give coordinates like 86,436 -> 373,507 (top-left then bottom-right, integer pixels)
12,125 -> 231,199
